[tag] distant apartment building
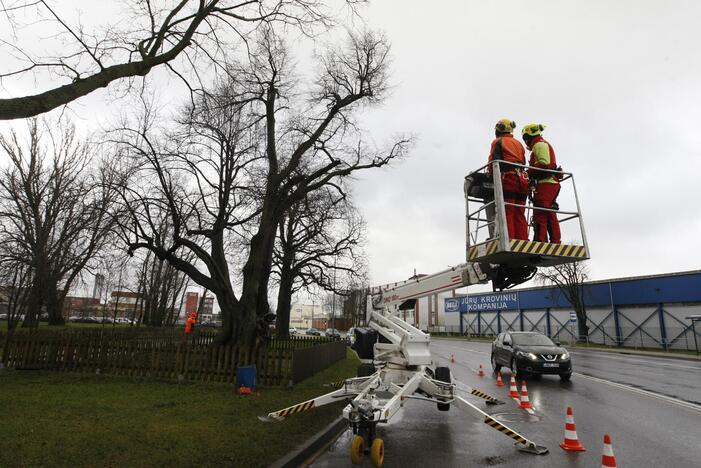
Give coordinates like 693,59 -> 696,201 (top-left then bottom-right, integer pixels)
199,295 -> 215,321
108,291 -> 141,318
64,296 -> 101,317
185,292 -> 199,315
290,303 -> 326,329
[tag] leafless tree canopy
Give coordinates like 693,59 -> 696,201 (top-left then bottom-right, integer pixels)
111,27 -> 411,345
272,187 -> 366,336
0,118 -> 116,325
536,261 -> 591,339
0,0 -> 365,119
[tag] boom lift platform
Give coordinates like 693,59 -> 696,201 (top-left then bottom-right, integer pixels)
261,161 -> 589,466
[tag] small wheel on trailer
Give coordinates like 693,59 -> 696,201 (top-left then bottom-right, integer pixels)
435,366 -> 451,411
370,437 -> 385,467
357,363 -> 375,377
491,353 -> 501,373
350,434 -> 364,465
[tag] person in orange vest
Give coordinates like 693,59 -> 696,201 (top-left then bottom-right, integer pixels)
523,123 -> 561,244
487,118 -> 529,240
185,312 -> 197,334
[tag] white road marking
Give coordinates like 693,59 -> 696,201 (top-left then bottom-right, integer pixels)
574,372 -> 701,414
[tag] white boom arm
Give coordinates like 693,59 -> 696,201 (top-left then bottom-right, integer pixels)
365,262 -> 489,366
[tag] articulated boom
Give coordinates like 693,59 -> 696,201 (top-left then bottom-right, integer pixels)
261,162 -> 590,466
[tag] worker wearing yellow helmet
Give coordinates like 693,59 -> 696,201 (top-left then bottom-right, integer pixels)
522,123 -> 561,244
487,118 -> 529,240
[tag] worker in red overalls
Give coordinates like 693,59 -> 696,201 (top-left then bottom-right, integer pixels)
523,123 -> 561,244
487,119 -> 529,240
185,312 -> 197,335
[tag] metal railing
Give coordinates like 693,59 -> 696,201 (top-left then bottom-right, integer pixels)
464,160 -> 589,255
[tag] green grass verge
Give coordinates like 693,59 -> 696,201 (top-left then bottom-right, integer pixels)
0,349 -> 359,468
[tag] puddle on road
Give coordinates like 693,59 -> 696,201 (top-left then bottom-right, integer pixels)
490,412 -> 541,423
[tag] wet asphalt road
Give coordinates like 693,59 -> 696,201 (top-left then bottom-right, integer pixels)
310,339 -> 701,468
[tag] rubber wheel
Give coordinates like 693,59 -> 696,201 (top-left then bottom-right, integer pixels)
511,358 -> 520,379
350,435 -> 364,465
357,363 -> 375,377
560,372 -> 572,381
491,353 -> 501,373
435,366 -> 451,411
370,438 -> 385,467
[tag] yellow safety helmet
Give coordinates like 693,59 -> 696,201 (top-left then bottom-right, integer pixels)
522,123 -> 546,137
495,118 -> 516,134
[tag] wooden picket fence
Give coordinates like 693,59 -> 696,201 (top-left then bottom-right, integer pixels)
0,330 -> 345,386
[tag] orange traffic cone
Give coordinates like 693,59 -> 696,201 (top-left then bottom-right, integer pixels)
508,375 -> 519,398
450,354 -> 455,363
478,365 -> 485,377
496,371 -> 505,387
601,434 -> 617,467
559,406 -> 586,451
519,380 -> 532,409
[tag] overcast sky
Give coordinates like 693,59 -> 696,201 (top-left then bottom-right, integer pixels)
352,0 -> 701,289
1,0 -> 700,297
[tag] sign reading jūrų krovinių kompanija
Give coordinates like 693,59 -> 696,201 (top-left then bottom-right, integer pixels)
444,293 -> 519,313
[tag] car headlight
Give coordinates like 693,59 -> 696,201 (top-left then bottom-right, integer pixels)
560,351 -> 570,360
516,351 -> 538,360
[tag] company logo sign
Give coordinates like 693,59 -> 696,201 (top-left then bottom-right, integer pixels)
444,292 -> 519,313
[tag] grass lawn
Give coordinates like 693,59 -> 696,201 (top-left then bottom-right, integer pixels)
0,349 -> 359,468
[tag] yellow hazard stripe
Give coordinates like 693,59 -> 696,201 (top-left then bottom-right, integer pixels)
509,240 -> 586,258
330,380 -> 345,388
484,416 -> 528,444
468,240 -> 499,260
471,388 -> 497,402
273,399 -> 316,418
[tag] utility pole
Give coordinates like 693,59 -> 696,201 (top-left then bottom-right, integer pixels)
332,258 -> 337,330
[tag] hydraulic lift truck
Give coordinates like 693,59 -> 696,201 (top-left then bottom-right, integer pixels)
261,161 -> 589,466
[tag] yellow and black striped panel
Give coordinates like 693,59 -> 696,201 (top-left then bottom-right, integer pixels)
468,240 -> 500,260
329,380 -> 345,389
471,388 -> 498,402
270,399 -> 316,418
509,240 -> 587,258
484,415 -> 528,444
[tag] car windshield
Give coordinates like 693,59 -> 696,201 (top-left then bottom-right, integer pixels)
511,334 -> 554,346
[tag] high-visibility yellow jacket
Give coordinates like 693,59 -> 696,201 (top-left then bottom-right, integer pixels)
527,136 -> 558,184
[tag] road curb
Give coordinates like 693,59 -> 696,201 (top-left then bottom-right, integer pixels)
269,416 -> 346,468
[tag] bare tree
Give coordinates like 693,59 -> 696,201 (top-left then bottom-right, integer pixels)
0,263 -> 33,365
0,0 -> 351,119
138,249 -> 192,327
112,28 -> 410,345
0,118 -> 116,325
272,188 -> 366,337
536,261 -> 591,340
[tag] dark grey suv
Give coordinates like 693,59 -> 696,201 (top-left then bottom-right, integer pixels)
491,331 -> 572,381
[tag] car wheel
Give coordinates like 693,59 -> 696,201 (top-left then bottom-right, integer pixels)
510,358 -> 520,379
435,366 -> 451,411
560,372 -> 572,381
491,353 -> 501,373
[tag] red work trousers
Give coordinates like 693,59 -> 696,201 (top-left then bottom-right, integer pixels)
501,173 -> 529,240
532,182 -> 561,244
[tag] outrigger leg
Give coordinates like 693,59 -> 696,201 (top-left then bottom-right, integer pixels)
453,395 -> 549,455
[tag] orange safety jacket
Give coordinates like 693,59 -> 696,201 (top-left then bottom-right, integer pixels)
527,136 -> 559,184
185,315 -> 196,334
488,134 -> 526,174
